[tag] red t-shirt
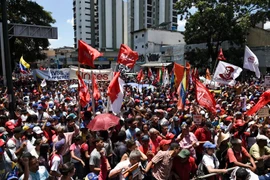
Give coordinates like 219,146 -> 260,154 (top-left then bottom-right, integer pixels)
194,127 -> 211,154
172,156 -> 197,180
227,147 -> 250,165
43,129 -> 55,144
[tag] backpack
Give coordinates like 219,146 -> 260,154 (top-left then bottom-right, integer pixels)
196,162 -> 209,180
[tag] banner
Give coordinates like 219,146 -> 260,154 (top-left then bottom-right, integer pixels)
34,68 -> 70,81
69,66 -> 112,81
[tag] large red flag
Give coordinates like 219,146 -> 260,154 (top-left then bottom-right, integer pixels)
78,40 -> 103,68
92,75 -> 101,100
174,63 -> 185,88
117,44 -> 138,69
246,90 -> 270,116
77,74 -> 91,107
217,48 -> 226,61
137,69 -> 144,83
194,77 -> 216,114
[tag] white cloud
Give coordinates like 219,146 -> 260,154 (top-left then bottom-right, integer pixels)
177,19 -> 186,31
264,21 -> 270,30
67,17 -> 74,26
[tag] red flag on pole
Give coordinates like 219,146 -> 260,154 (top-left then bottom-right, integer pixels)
117,44 -> 139,69
78,40 -> 103,68
194,77 -> 216,114
137,69 -> 144,83
77,73 -> 91,107
217,48 -> 226,61
246,90 -> 270,116
92,75 -> 101,100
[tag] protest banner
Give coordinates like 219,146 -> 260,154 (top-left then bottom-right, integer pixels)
264,76 -> 270,89
69,66 -> 112,81
257,107 -> 269,117
193,115 -> 202,125
33,68 -> 70,81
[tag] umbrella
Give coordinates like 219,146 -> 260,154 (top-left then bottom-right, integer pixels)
87,113 -> 120,131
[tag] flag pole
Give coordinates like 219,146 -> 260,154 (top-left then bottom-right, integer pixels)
91,71 -> 96,116
77,63 -> 81,121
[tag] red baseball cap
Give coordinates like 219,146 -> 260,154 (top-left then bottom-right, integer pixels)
166,133 -> 175,140
5,121 -> 15,130
0,139 -> 5,147
225,116 -> 234,122
160,139 -> 172,147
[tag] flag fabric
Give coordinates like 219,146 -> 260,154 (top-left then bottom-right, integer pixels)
162,68 -> 169,86
78,73 -> 91,107
40,79 -> 47,87
78,40 -> 103,68
148,67 -> 154,81
217,48 -> 226,61
117,44 -> 138,69
177,69 -> 187,110
174,63 -> 185,88
92,75 -> 101,100
19,56 -> 30,74
137,69 -> 144,83
107,72 -> 124,114
194,77 -> 216,114
246,89 -> 270,116
243,45 -> 260,78
185,62 -> 191,89
206,68 -> 211,80
213,61 -> 242,86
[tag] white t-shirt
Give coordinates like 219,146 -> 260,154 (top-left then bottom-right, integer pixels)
19,166 -> 49,180
50,154 -> 63,175
109,160 -> 142,180
202,154 -> 220,169
7,136 -> 21,153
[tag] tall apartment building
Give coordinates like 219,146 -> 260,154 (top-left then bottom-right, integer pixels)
73,0 -> 179,50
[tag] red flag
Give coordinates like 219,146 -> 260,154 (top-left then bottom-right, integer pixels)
77,74 -> 91,107
194,77 -> 216,114
137,69 -> 144,83
78,40 -> 103,68
218,48 -> 226,61
117,44 -> 138,69
92,75 -> 101,100
246,90 -> 270,115
174,63 -> 185,88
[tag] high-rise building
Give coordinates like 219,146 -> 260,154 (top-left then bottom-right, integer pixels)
73,0 -> 179,50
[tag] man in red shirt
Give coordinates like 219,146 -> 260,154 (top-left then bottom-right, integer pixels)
194,121 -> 212,164
227,138 -> 256,172
172,149 -> 197,180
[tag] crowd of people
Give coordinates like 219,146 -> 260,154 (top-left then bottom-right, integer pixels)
1,71 -> 270,180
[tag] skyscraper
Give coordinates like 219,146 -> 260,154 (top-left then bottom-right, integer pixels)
73,0 -> 179,49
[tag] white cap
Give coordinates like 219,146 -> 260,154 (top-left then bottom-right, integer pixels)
256,135 -> 268,141
33,126 -> 43,134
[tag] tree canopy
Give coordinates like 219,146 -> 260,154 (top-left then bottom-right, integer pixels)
0,0 -> 56,69
175,0 -> 270,69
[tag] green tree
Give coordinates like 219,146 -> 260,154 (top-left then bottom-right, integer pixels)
175,0 -> 270,69
0,0 -> 56,70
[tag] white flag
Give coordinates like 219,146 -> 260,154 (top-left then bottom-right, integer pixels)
162,68 -> 169,86
40,79 -> 47,87
243,46 -> 260,78
213,61 -> 242,86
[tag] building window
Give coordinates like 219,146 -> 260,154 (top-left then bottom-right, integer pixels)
85,1 -> 90,3
142,34 -> 144,37
85,14 -> 90,16
86,26 -> 91,28
85,7 -> 90,10
135,46 -> 137,49
86,38 -> 91,40
86,32 -> 91,34
142,45 -> 144,48
135,35 -> 138,38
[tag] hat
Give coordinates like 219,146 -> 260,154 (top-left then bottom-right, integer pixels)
0,139 -> 5,147
67,113 -> 77,120
37,106 -> 43,110
141,135 -> 150,141
41,97 -> 46,101
231,138 -> 242,144
225,116 -> 234,122
22,125 -> 30,131
33,126 -> 43,134
256,135 -> 268,141
13,127 -> 24,134
203,141 -> 216,149
52,115 -> 60,121
55,139 -> 65,151
0,127 -> 8,136
46,122 -> 51,127
160,139 -> 171,147
166,133 -> 175,140
160,119 -> 169,126
178,149 -> 190,159
32,103 -> 38,108
65,97 -> 72,101
173,116 -> 180,121
5,121 -> 15,130
85,172 -> 98,180
217,133 -> 230,147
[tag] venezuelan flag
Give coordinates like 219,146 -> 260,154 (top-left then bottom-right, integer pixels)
177,69 -> 187,110
19,56 -> 30,74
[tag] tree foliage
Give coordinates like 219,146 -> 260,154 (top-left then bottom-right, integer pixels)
0,0 -> 56,69
175,0 -> 270,67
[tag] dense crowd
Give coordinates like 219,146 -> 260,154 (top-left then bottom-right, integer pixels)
1,73 -> 270,180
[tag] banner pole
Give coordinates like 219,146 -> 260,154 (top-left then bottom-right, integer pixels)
77,63 -> 81,121
91,71 -> 96,116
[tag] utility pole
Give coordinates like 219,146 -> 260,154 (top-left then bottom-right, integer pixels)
1,0 -> 15,118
